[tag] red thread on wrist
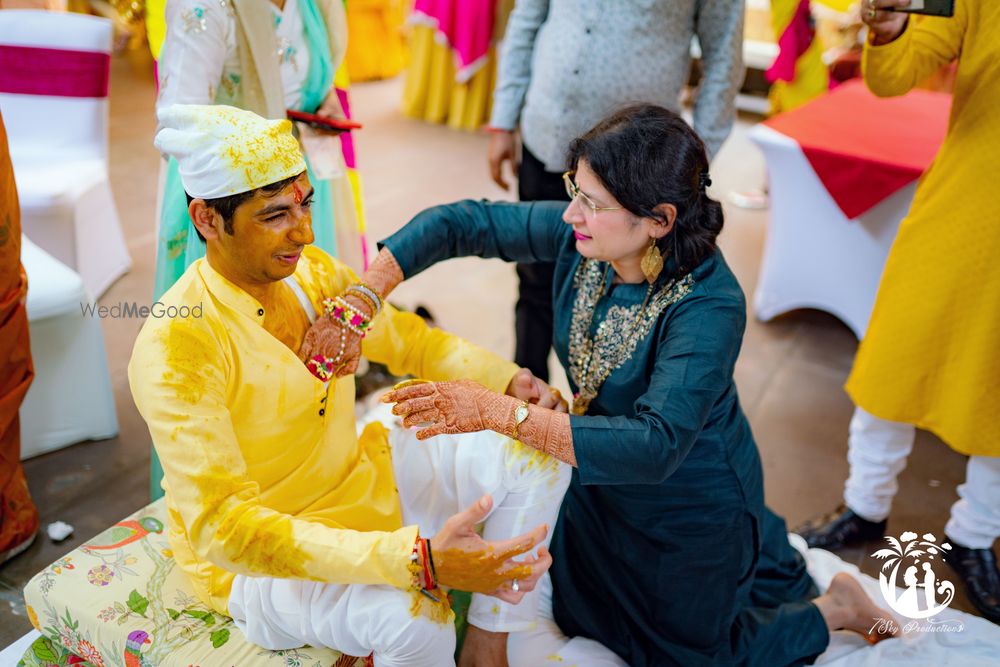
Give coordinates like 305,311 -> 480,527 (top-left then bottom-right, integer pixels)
418,538 -> 435,589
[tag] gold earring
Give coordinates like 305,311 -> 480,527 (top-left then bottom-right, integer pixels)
641,240 -> 664,284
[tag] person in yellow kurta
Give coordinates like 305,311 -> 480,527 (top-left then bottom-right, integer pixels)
344,0 -> 408,82
797,0 -> 1000,625
129,104 -> 570,666
767,0 -> 830,115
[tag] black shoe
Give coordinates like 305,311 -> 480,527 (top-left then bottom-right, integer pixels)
944,541 -> 1000,625
794,505 -> 887,551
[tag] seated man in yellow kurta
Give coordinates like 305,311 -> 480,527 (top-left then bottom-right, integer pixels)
128,104 -> 570,667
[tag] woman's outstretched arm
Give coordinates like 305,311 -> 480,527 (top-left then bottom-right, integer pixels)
381,199 -> 568,278
300,200 -> 567,374
383,290 -> 747,483
383,380 -> 576,467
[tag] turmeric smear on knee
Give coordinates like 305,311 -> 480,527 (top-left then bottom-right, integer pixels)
507,437 -> 561,476
409,587 -> 453,625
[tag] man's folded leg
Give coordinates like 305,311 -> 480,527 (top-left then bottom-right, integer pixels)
389,426 -> 571,632
229,576 -> 457,667
507,573 -> 627,667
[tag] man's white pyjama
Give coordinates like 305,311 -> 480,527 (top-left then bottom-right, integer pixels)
228,425 -> 571,667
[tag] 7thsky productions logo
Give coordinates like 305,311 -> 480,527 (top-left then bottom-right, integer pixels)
870,531 -> 964,635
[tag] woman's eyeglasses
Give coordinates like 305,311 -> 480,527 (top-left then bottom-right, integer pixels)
562,171 -> 623,219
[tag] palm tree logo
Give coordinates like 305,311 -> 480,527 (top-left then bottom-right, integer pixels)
872,531 -> 956,619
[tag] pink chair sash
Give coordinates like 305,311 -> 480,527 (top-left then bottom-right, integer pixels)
0,44 -> 110,98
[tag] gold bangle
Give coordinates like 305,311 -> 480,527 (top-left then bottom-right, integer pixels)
393,378 -> 432,391
351,283 -> 383,311
345,289 -> 378,317
356,281 -> 382,301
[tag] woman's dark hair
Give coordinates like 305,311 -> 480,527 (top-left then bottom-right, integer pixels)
566,104 -> 724,279
185,172 -> 303,242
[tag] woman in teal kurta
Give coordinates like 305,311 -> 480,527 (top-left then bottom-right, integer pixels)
379,106 -> 896,665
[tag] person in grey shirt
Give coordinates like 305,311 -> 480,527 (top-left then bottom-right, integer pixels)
488,0 -> 745,384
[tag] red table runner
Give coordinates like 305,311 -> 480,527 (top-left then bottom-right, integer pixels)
763,79 -> 951,219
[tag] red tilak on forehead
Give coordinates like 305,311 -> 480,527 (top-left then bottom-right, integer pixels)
292,182 -> 303,204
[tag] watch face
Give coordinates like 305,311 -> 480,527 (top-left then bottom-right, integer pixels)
515,405 -> 529,423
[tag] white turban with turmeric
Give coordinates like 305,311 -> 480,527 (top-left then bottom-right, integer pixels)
154,104 -> 306,199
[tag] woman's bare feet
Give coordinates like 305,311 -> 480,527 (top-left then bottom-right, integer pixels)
814,573 -> 899,644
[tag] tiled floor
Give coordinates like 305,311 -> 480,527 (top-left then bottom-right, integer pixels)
1,50 -> 989,648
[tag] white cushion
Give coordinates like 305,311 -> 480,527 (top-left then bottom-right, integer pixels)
20,235 -> 87,320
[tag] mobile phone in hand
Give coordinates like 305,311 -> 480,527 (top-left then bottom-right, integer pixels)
893,0 -> 954,17
287,110 -> 363,133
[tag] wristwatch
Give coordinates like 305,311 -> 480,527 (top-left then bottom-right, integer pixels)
512,400 -> 530,440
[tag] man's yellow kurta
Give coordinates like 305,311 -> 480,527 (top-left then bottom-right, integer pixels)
128,246 -> 518,614
846,1 -> 999,456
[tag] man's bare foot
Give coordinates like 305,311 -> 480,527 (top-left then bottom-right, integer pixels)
457,625 -> 509,667
814,573 -> 899,644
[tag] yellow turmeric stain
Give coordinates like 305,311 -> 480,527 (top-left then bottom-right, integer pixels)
408,587 -> 453,625
260,281 -> 310,355
210,108 -> 304,195
435,546 -> 533,593
159,322 -> 217,406
507,437 -> 561,477
26,605 -> 39,631
194,464 -> 310,579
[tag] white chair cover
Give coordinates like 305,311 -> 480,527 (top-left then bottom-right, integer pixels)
19,235 -> 118,459
0,10 -> 131,299
749,124 -> 914,339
